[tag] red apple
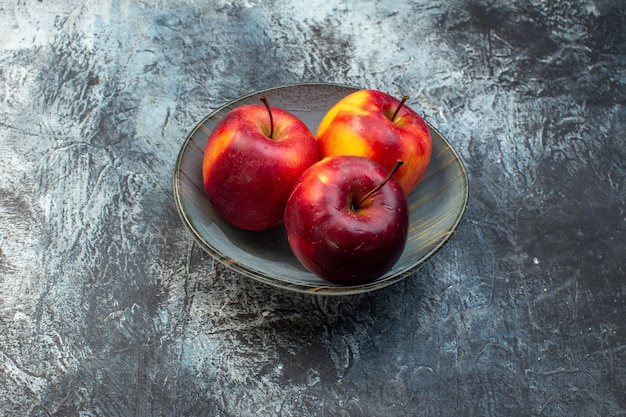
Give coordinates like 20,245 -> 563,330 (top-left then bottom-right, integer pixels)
316,89 -> 432,195
284,155 -> 409,284
202,96 -> 319,231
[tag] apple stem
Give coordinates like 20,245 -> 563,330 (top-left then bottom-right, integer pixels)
353,160 -> 404,211
259,95 -> 274,139
391,95 -> 410,122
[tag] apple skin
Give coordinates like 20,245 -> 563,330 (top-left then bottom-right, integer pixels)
202,103 -> 319,231
284,155 -> 409,284
316,89 -> 432,195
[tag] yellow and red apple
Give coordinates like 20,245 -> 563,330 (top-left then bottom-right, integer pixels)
316,89 -> 432,195
202,97 -> 319,231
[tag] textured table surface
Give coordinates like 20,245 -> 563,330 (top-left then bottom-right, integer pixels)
1,1 -> 624,416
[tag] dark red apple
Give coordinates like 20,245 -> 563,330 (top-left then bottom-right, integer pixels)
202,96 -> 319,231
284,155 -> 409,284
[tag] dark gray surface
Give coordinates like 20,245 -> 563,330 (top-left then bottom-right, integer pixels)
1,1 -> 624,416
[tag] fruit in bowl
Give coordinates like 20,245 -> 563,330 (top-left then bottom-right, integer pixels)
284,155 -> 409,284
202,96 -> 319,231
316,89 -> 432,195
